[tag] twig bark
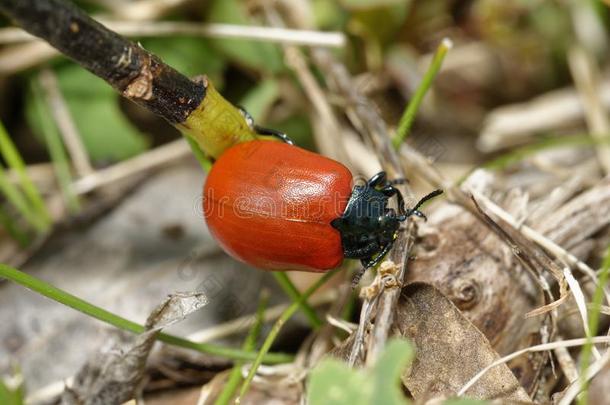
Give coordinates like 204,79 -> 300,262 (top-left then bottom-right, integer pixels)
0,0 -> 204,124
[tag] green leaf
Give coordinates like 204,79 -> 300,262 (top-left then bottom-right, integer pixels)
26,64 -> 149,163
308,360 -> 371,405
140,37 -> 226,86
308,339 -> 412,405
372,340 -> 414,405
205,0 -> 284,73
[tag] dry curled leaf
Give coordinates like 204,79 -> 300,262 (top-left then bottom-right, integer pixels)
61,292 -> 208,405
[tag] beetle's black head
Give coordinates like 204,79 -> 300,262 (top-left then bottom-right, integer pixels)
331,183 -> 400,261
331,172 -> 443,265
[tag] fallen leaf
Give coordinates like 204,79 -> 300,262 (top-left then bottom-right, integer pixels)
61,292 -> 208,405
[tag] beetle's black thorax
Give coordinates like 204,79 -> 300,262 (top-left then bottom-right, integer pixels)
330,183 -> 400,261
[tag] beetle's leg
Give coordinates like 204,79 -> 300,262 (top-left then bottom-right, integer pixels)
237,105 -> 255,127
367,172 -> 388,188
351,242 -> 394,288
253,125 -> 294,145
403,189 -> 444,221
380,185 -> 407,217
237,105 -> 294,144
364,242 -> 393,269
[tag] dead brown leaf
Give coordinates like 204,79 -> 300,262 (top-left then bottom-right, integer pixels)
61,292 -> 208,405
332,283 -> 531,402
393,283 -> 531,402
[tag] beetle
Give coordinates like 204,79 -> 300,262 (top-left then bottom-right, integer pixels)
202,139 -> 442,275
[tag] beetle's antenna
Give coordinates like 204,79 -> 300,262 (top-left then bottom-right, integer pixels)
412,189 -> 444,211
398,189 -> 443,221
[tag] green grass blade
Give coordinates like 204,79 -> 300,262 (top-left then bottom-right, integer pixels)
0,166 -> 47,232
30,81 -> 80,213
0,263 -> 292,364
0,206 -> 29,247
392,38 -> 452,149
577,244 -> 610,405
238,269 -> 340,401
215,291 -> 269,405
273,272 -> 323,329
0,120 -> 50,226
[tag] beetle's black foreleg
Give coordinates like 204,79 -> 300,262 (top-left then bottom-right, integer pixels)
367,172 -> 388,188
253,126 -> 294,145
237,106 -> 294,145
380,185 -> 407,217
352,243 -> 394,287
363,242 -> 393,269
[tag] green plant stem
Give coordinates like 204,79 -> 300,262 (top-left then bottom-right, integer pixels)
272,272 -> 323,329
577,245 -> 610,405
31,80 -> 80,213
392,38 -> 452,149
0,120 -> 51,227
238,269 -> 340,401
215,291 -> 269,405
186,135 -> 212,172
0,263 -> 292,364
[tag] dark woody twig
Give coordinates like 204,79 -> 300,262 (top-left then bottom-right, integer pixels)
0,0 -> 204,124
0,0 -> 258,158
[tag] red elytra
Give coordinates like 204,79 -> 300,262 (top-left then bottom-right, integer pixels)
203,140 -> 353,272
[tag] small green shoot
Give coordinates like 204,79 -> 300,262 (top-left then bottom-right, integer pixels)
577,244 -> 610,405
215,291 -> 269,405
238,269 -> 340,401
0,206 -> 29,247
0,167 -> 47,233
273,272 -> 323,329
29,81 -> 80,213
0,120 -> 50,227
392,38 -> 452,149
